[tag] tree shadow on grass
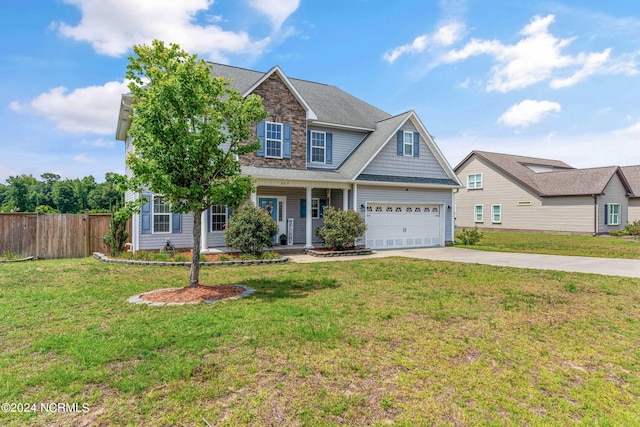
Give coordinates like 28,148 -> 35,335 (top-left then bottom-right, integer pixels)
240,277 -> 340,301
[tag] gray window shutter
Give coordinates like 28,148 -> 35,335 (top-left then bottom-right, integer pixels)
256,121 -> 265,156
283,124 -> 292,158
306,130 -> 311,163
413,132 -> 420,157
326,133 -> 333,164
141,194 -> 151,234
397,130 -> 403,155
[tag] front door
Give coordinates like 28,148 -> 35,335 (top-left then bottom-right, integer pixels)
258,197 -> 286,243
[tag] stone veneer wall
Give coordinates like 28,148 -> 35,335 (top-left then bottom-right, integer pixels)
241,73 -> 307,170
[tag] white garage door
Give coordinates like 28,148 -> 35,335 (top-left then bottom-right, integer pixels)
365,203 -> 442,249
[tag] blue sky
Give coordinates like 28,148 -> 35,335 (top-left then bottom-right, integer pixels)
2,0 -> 640,183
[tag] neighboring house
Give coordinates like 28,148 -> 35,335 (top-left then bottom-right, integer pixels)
116,64 -> 462,251
453,151 -> 637,235
621,166 -> 640,223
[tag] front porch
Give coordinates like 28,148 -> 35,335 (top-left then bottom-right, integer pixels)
199,179 -> 355,252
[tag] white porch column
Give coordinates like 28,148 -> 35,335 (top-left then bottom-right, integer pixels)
353,184 -> 358,212
305,186 -> 314,249
132,214 -> 139,253
200,210 -> 208,252
250,190 -> 257,205
343,187 -> 349,211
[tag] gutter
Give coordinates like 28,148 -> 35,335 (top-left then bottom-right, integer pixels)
593,195 -> 598,236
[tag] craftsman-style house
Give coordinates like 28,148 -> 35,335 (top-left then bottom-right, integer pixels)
454,151 -> 639,235
116,64 -> 462,251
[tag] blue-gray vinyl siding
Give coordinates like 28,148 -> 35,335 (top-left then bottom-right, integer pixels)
307,126 -> 368,170
355,185 -> 454,243
138,212 -> 194,250
361,121 -> 449,180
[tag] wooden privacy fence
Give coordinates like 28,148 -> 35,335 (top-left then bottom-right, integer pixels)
0,213 -> 129,259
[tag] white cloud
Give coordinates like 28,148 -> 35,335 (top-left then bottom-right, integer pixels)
612,120 -> 640,135
73,153 -> 95,163
383,22 -> 465,64
10,80 -> 129,135
498,99 -> 561,128
247,0 -> 299,30
53,0 -> 283,61
443,14 -> 630,92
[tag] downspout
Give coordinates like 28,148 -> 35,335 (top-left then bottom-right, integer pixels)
593,195 -> 598,236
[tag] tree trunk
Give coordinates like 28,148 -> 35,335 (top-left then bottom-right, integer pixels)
190,208 -> 202,288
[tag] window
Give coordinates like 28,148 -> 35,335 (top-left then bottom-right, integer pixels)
474,205 -> 483,222
153,197 -> 171,233
265,121 -> 283,158
468,174 -> 483,189
608,203 -> 620,225
492,205 -> 502,223
311,131 -> 326,163
403,131 -> 413,156
211,204 -> 227,232
301,198 -> 327,218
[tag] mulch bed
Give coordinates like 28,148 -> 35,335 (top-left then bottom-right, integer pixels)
140,285 -> 245,303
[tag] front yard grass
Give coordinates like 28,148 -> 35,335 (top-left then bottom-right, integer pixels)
456,231 -> 640,259
1,258 -> 639,426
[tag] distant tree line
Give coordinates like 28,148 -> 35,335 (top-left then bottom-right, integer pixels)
0,173 -> 124,213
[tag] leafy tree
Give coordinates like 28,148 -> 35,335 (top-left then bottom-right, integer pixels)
315,207 -> 367,250
36,173 -> 60,210
52,180 -> 79,213
125,40 -> 268,287
5,174 -> 38,212
0,184 -> 6,211
224,201 -> 278,256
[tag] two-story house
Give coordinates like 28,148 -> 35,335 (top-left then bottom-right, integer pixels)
454,150 -> 638,235
116,64 -> 462,252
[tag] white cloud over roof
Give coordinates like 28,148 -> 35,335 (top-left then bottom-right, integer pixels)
383,22 -> 466,64
498,99 -> 561,128
442,14 -> 637,92
52,0 -> 298,61
10,81 -> 129,135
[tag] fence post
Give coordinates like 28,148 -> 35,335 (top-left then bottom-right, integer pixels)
35,212 -> 40,259
84,211 -> 91,258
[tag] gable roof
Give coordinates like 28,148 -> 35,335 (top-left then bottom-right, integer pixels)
456,151 -> 632,197
621,165 -> 640,197
208,63 -> 390,130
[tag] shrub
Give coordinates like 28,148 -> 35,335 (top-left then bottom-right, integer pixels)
457,227 -> 484,245
224,201 -> 278,256
102,207 -> 130,256
315,207 -> 367,251
626,220 -> 640,239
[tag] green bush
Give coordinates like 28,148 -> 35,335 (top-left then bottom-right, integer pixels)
315,207 -> 367,251
457,227 -> 484,245
626,220 -> 640,238
224,201 -> 278,256
102,207 -> 131,256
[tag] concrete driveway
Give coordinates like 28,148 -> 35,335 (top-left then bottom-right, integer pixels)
288,247 -> 640,279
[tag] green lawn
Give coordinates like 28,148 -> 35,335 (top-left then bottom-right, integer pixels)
456,231 -> 640,259
1,258 -> 639,426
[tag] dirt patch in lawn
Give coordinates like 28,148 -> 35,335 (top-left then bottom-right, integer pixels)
140,285 -> 245,303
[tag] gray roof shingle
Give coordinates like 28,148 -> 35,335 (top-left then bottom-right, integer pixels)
208,63 -> 390,129
621,166 -> 640,197
459,151 -> 632,196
